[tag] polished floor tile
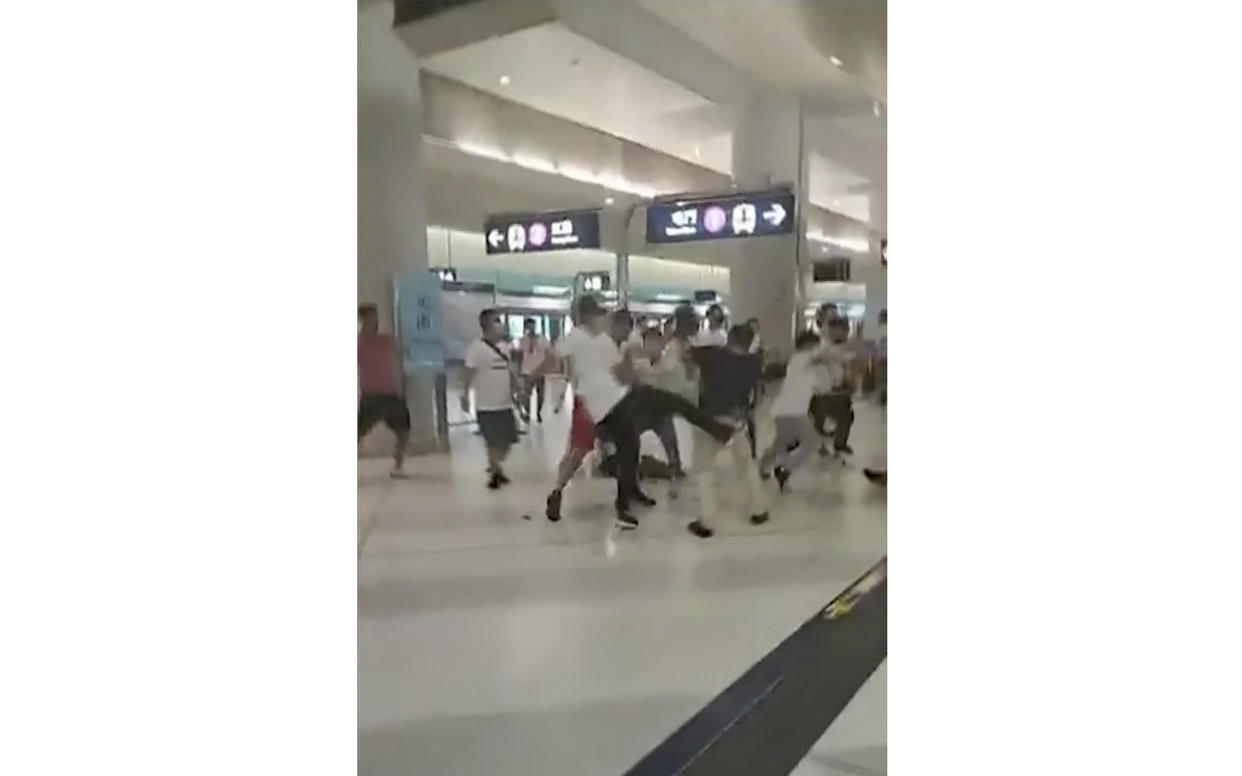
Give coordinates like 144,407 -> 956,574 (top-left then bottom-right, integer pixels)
359,399 -> 887,775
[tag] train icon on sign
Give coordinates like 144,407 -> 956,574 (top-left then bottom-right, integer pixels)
732,203 -> 756,235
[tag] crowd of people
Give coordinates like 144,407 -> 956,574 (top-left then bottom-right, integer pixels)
358,295 -> 886,536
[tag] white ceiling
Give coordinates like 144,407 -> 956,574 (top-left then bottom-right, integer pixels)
422,21 -> 736,174
417,2 -> 885,226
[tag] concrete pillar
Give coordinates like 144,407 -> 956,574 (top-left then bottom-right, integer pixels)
729,93 -> 808,357
861,182 -> 887,338
359,1 -> 435,450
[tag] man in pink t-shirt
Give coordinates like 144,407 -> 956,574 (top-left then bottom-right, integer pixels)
358,304 -> 409,478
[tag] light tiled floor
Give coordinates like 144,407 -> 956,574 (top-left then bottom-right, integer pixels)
359,398 -> 887,775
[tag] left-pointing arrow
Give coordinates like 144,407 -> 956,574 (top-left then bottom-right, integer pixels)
487,228 -> 504,248
762,203 -> 786,226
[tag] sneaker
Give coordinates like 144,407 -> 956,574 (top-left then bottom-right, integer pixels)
774,466 -> 791,492
546,489 -> 563,522
614,511 -> 639,530
389,469 -> 410,480
687,520 -> 714,539
863,468 -> 887,487
632,491 -> 657,508
487,472 -> 503,490
495,471 -> 511,486
750,512 -> 770,526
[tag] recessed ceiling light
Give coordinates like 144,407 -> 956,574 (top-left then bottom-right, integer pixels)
830,55 -> 844,68
605,196 -> 614,205
499,75 -> 511,86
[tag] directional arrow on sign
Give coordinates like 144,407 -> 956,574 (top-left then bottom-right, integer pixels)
762,202 -> 786,226
487,228 -> 504,248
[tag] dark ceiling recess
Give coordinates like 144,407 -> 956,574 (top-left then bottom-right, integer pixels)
394,0 -> 484,27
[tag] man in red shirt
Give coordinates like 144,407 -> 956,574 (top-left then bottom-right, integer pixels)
358,304 -> 410,478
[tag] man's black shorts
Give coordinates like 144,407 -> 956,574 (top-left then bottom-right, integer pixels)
358,393 -> 411,437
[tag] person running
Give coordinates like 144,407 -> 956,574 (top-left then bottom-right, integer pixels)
759,330 -> 825,491
358,304 -> 411,478
570,297 -> 734,529
687,324 -> 769,538
692,303 -> 728,347
809,316 -> 857,456
517,317 -> 550,423
461,308 -> 519,489
544,297 -> 604,522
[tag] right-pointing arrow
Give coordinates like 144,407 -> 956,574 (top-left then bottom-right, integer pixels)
487,228 -> 503,248
763,203 -> 786,226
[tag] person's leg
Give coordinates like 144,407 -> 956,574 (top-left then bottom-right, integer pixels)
630,385 -> 731,443
779,417 -> 819,475
830,392 -> 854,452
728,431 -> 768,523
760,417 -> 798,474
596,395 -> 641,524
745,406 -> 757,459
385,396 -> 412,475
358,396 -> 380,443
535,376 -> 546,422
690,426 -> 720,538
653,415 -> 683,473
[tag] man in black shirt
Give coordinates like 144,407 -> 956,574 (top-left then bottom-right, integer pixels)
686,325 -> 770,538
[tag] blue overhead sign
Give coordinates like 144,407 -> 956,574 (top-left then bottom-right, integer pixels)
646,190 -> 795,244
484,209 -> 601,254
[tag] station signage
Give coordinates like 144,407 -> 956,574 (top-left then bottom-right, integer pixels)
483,209 -> 601,255
646,190 -> 795,244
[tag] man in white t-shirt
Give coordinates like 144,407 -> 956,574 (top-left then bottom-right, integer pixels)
461,308 -> 519,489
517,317 -> 551,423
758,330 -> 827,491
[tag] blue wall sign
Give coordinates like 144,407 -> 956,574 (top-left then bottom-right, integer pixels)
398,270 -> 445,374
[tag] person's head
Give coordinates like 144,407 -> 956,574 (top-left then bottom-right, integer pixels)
359,304 -> 379,335
726,324 -> 754,354
641,327 -> 665,360
706,304 -> 725,329
673,304 -> 699,339
795,329 -> 820,352
827,316 -> 849,344
609,309 -> 634,345
576,294 -> 607,333
523,317 -> 537,336
478,308 -> 504,341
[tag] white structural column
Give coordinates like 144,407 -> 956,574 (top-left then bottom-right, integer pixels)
730,93 -> 808,356
860,181 -> 887,337
359,1 -> 435,449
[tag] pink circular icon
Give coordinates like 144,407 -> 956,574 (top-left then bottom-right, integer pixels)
703,206 -> 727,234
528,222 -> 548,247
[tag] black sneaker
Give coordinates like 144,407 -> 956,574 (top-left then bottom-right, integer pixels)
546,489 -> 563,522
687,520 -> 714,539
632,491 -> 657,508
614,511 -> 639,530
495,471 -> 511,485
750,512 -> 770,526
863,468 -> 887,487
487,472 -> 503,490
774,466 -> 791,492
